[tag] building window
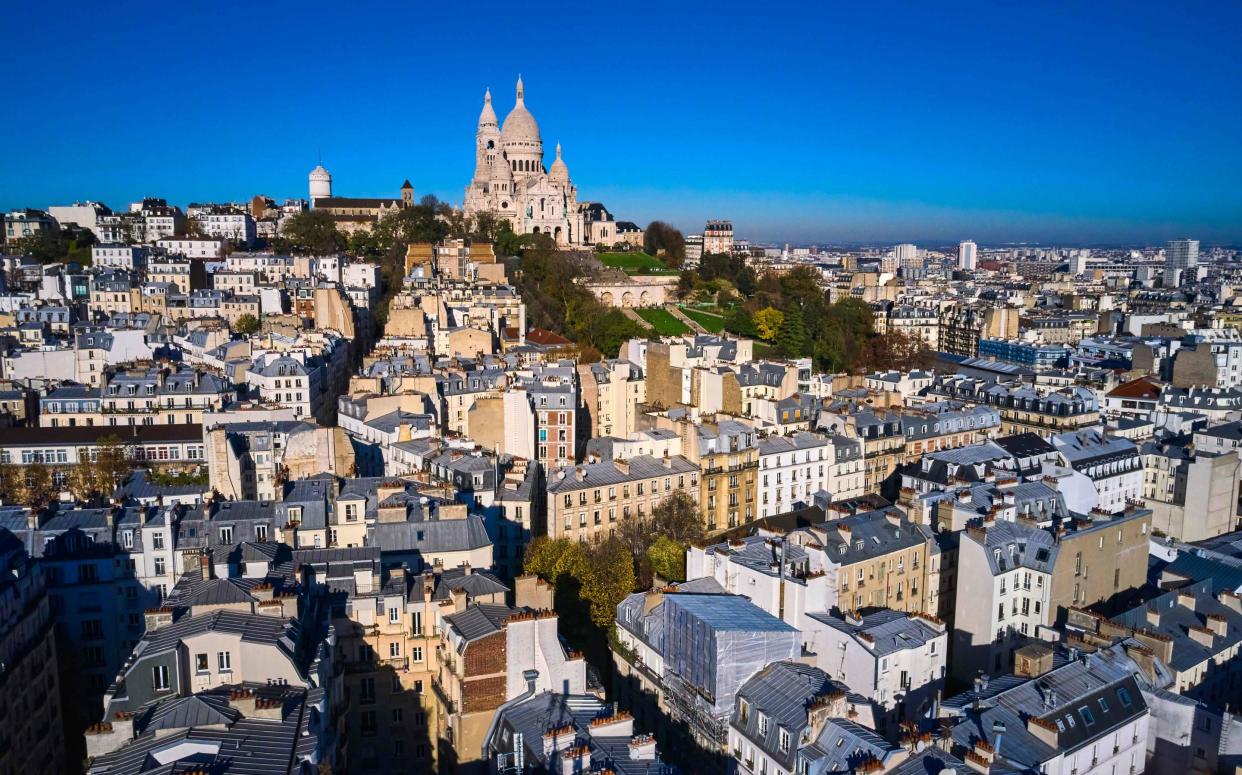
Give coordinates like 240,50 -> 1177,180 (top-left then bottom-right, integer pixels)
195,654 -> 209,673
153,664 -> 170,690
218,651 -> 231,671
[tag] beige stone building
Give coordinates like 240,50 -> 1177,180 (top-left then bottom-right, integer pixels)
546,454 -> 700,543
578,359 -> 645,438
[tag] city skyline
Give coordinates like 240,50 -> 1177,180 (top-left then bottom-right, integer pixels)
2,2 -> 1240,244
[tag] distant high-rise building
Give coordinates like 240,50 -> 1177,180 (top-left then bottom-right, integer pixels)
684,234 -> 703,267
1165,238 -> 1199,283
958,240 -> 977,270
703,220 -> 734,255
895,243 -> 921,270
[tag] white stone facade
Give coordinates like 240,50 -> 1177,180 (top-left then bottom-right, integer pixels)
463,78 -> 585,246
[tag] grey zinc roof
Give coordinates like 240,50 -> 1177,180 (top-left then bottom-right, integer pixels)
968,519 -> 1059,576
801,717 -> 903,774
136,693 -> 240,733
87,685 -> 321,775
443,603 -> 515,643
808,608 -> 943,657
733,661 -> 864,772
492,691 -> 674,775
801,508 -> 932,566
431,567 -> 509,602
368,513 -> 491,554
699,534 -> 811,579
547,454 -> 698,493
136,610 -> 302,669
943,648 -> 1148,768
1110,579 -> 1242,671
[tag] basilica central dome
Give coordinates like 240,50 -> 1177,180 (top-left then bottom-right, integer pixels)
501,76 -> 542,148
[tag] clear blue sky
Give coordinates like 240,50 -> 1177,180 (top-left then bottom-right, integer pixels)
3,1 -> 1239,245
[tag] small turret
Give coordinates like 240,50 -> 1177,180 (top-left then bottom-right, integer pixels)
549,143 -> 569,182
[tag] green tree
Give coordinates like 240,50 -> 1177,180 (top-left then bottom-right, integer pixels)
647,535 -> 687,583
95,435 -> 134,492
523,536 -> 586,582
753,307 -> 785,341
724,305 -> 758,338
492,219 -> 524,257
643,221 -> 685,266
233,313 -> 260,335
281,210 -> 347,254
579,538 -> 636,628
23,463 -> 56,509
676,270 -> 697,299
776,305 -> 807,357
651,490 -> 705,545
0,463 -> 25,504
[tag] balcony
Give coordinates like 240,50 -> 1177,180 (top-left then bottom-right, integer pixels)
431,677 -> 457,715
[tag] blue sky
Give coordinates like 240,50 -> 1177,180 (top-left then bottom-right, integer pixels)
3,1 -> 1239,244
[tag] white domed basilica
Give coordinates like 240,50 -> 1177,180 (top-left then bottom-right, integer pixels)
463,77 -> 586,247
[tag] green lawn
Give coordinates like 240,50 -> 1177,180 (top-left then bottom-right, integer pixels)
680,306 -> 726,333
635,308 -> 690,336
753,341 -> 775,358
597,252 -> 675,274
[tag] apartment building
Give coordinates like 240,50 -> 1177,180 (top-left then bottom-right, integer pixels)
941,647 -> 1150,775
435,604 -> 588,772
757,432 -> 830,518
0,533 -> 66,775
546,454 -> 699,543
40,365 -> 232,428
792,506 -> 938,616
819,408 -> 906,499
939,304 -> 1020,358
1142,441 -> 1240,541
692,420 -> 760,533
729,661 -> 899,775
804,608 -> 947,733
952,508 -> 1151,680
1052,430 -> 1143,515
578,358 -> 645,438
927,375 -> 1100,437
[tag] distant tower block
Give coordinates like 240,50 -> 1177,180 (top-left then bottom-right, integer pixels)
309,164 -> 332,204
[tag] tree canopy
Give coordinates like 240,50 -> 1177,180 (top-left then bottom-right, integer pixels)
279,210 -> 347,254
233,313 -> 260,335
643,221 -> 685,267
506,238 -> 644,358
523,536 -> 636,629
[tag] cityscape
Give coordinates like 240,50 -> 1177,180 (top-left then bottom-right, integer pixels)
2,5 -> 1242,775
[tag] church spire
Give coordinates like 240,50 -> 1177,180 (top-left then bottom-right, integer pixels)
516,74 -> 524,104
478,87 -> 498,131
